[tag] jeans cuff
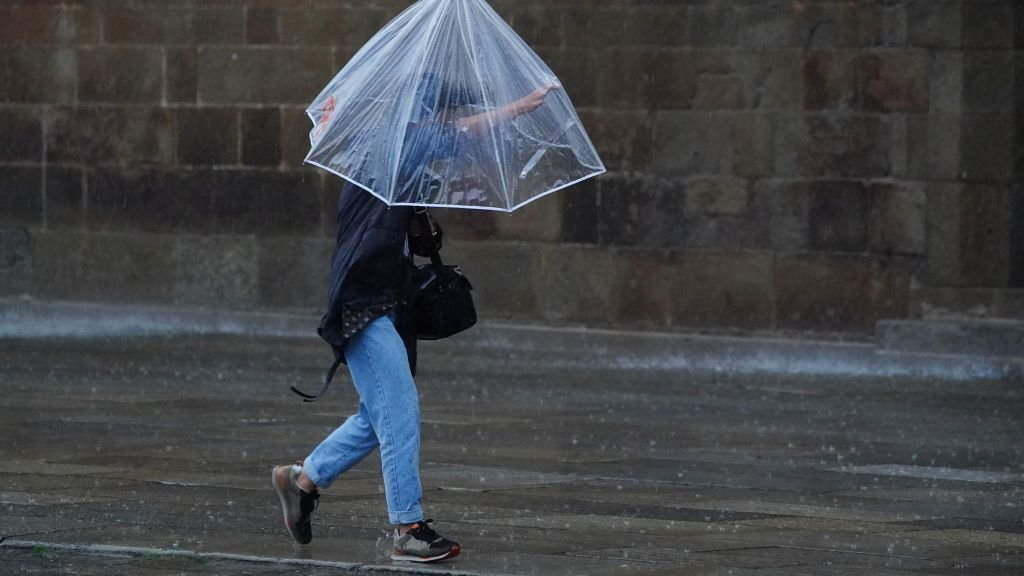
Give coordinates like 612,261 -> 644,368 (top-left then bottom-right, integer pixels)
389,506 -> 424,525
301,457 -> 329,489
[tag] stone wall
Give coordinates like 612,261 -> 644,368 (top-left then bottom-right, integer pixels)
0,0 -> 1021,335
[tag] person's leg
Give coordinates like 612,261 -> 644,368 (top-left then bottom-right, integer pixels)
302,402 -> 378,490
342,314 -> 424,525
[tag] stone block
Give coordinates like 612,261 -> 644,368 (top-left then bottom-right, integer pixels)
210,171 -> 323,237
31,231 -> 176,304
841,2 -> 908,47
281,107 -> 312,169
559,177 -> 599,245
0,4 -> 95,44
537,243 -> 618,324
610,248 -> 673,329
888,114 -> 908,178
878,318 -> 1024,359
928,52 -> 963,112
540,48 -> 598,108
1017,4 -> 1024,49
670,250 -> 775,330
962,1 -> 1015,48
906,113 -> 960,180
443,241 -> 540,321
802,50 -> 856,111
963,51 -> 1014,112
87,169 -> 213,234
332,45 -> 358,71
960,114 -> 1014,180
194,7 -> 244,44
653,112 -> 772,177
926,183 -> 1011,288
0,226 -> 31,297
102,7 -> 243,45
737,4 -> 798,49
241,108 -> 281,167
807,181 -> 871,253
29,230 -> 79,300
685,176 -> 750,217
430,209 -> 498,243
911,287 -> 1000,319
687,4 -> 737,48
278,8 -> 389,47
177,107 -> 238,166
693,75 -> 745,110
756,179 -> 870,253
1001,290 -> 1024,319
576,109 -> 652,173
81,233 -> 176,304
855,50 -> 929,113
734,50 -> 802,110
0,107 -> 42,162
494,192 -> 562,243
509,7 -> 563,48
246,7 -> 279,44
958,185 -> 1011,287
907,0 -> 961,48
684,194 -> 772,251
46,106 -> 174,166
46,167 -> 84,230
319,178 -> 338,238
684,219 -> 771,252
78,47 -> 163,103
258,237 -> 331,310
598,48 -> 695,110
0,167 -> 42,226
1012,186 -> 1024,289
174,235 -> 259,308
774,114 -> 893,178
868,182 -> 927,256
756,179 -> 809,252
776,253 -> 911,332
0,47 -> 76,104
197,47 -> 333,105
103,8 -> 191,44
562,7 -> 625,50
597,174 -> 686,248
622,7 -> 687,47
925,182 -> 965,286
166,47 -> 197,104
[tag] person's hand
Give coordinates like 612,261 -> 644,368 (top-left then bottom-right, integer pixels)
514,84 -> 560,116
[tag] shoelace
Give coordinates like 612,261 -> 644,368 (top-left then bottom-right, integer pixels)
409,519 -> 442,543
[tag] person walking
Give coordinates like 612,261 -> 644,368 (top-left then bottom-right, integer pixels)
272,79 -> 556,563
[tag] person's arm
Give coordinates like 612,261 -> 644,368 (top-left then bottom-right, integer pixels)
455,84 -> 559,136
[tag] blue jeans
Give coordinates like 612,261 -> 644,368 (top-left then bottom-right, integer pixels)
303,314 -> 424,525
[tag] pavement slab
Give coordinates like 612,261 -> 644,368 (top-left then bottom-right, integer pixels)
1,332 -> 1022,575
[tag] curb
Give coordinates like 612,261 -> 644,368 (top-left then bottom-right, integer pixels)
0,540 -> 508,576
1,298 -> 1021,382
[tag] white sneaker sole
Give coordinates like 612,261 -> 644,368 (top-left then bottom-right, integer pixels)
271,465 -> 302,544
391,548 -> 460,563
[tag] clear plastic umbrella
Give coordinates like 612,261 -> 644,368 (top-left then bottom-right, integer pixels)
304,0 -> 605,212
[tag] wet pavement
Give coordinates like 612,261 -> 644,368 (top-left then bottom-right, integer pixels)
1,329 -> 1023,575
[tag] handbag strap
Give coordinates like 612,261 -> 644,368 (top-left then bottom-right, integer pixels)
290,355 -> 344,403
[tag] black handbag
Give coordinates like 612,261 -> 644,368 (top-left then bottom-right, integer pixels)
412,251 -> 477,340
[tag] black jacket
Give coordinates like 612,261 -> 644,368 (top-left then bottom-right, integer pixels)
318,181 -> 449,373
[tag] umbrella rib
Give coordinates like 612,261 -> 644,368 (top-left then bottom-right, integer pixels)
459,0 -> 512,211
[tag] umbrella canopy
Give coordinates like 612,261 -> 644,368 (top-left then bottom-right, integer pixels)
304,0 -> 605,212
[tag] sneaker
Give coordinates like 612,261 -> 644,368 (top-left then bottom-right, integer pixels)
391,520 -> 461,563
272,464 -> 319,545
